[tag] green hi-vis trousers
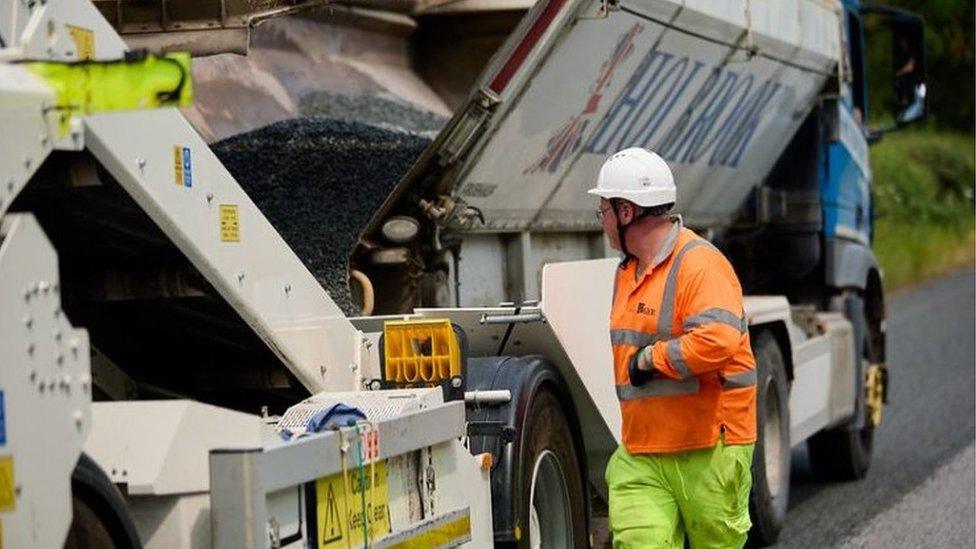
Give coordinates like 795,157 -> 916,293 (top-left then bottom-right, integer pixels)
606,438 -> 755,548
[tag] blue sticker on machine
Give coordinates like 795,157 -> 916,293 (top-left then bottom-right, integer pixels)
0,391 -> 6,445
182,147 -> 193,187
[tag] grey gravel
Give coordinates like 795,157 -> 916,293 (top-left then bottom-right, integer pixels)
298,91 -> 447,136
839,443 -> 975,548
213,117 -> 430,314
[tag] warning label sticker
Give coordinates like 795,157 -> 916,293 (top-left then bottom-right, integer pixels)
315,460 -> 390,548
219,204 -> 240,242
173,146 -> 192,187
0,456 -> 15,512
66,25 -> 95,59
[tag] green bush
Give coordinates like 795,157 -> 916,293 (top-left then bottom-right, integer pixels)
870,130 -> 975,289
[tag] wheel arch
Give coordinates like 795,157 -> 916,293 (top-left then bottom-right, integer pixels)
750,320 -> 795,384
68,452 -> 142,548
824,237 -> 878,292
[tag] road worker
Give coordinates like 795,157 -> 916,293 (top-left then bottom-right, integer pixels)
589,148 -> 758,548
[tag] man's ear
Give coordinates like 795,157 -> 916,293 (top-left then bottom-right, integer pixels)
617,201 -> 635,224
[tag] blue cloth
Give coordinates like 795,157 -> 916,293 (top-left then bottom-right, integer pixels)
279,403 -> 367,441
307,403 -> 367,432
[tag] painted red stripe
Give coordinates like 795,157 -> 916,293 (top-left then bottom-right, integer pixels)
488,0 -> 569,95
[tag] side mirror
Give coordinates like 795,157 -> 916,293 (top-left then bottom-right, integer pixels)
862,5 -> 927,134
889,10 -> 926,126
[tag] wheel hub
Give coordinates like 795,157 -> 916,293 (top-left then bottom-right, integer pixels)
865,363 -> 887,428
528,449 -> 572,549
763,377 -> 785,497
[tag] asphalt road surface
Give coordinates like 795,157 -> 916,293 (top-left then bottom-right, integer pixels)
775,268 -> 975,548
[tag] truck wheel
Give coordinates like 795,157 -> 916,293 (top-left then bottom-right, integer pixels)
519,388 -> 586,548
807,339 -> 875,480
65,454 -> 142,549
748,330 -> 791,546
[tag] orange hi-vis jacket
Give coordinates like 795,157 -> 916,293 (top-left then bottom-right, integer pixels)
611,218 -> 757,454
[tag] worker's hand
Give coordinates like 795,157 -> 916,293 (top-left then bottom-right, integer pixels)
628,346 -> 655,386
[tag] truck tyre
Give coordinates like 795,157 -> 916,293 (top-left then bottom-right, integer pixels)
807,417 -> 873,481
65,454 -> 142,549
748,330 -> 791,546
807,294 -> 875,481
518,388 -> 587,549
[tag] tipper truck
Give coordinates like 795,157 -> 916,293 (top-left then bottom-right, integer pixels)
0,0 -> 927,547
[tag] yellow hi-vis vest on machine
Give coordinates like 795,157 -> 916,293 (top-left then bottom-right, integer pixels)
610,220 -> 757,454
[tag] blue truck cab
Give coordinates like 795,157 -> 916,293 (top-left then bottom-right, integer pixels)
727,0 -> 925,310
823,0 -> 926,288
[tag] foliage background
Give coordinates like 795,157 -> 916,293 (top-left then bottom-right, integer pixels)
863,0 -> 974,288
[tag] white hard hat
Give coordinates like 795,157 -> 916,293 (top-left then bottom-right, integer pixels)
587,147 -> 676,207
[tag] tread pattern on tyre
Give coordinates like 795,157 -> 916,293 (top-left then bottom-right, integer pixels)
748,330 -> 791,547
519,389 -> 587,548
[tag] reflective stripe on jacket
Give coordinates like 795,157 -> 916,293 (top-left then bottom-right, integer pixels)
611,220 -> 757,453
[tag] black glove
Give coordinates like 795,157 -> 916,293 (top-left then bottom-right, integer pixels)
628,347 -> 656,387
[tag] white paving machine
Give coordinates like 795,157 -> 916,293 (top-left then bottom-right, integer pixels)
0,0 -> 926,547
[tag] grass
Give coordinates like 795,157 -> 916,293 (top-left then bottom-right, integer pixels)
873,219 -> 974,291
870,129 -> 975,290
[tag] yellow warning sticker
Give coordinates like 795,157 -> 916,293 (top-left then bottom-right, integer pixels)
316,460 -> 390,548
219,204 -> 240,242
66,25 -> 95,60
0,456 -> 15,512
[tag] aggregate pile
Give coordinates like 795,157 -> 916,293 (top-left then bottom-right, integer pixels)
213,116 -> 433,314
298,91 -> 447,135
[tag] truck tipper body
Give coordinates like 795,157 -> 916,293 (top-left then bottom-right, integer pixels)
0,0 -> 927,547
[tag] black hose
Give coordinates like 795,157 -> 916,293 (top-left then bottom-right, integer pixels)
496,304 -> 521,356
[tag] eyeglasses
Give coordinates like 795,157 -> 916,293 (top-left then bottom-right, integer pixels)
595,206 -> 612,221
